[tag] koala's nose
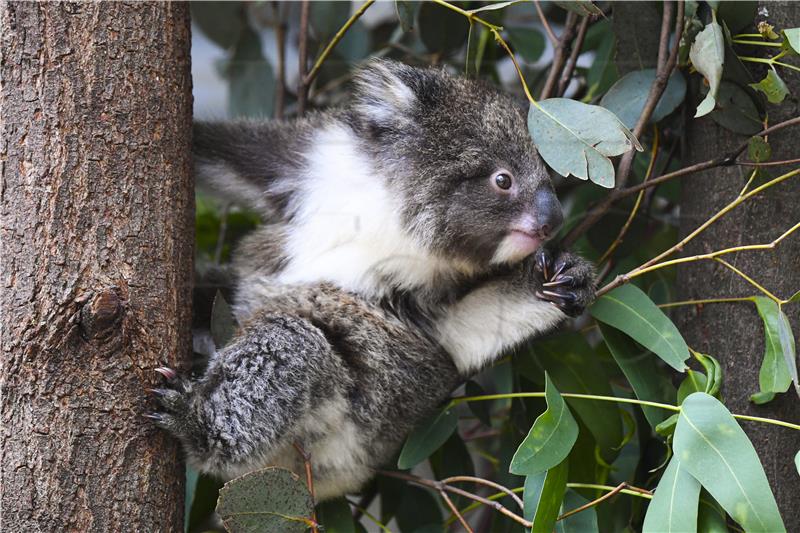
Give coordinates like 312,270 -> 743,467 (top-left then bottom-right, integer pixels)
533,188 -> 564,240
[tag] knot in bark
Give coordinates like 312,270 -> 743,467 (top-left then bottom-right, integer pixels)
79,288 -> 124,341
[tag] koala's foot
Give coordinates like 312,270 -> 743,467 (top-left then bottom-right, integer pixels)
534,248 -> 596,317
146,368 -> 206,447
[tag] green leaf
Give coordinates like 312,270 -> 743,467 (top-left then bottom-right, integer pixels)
788,290 -> 800,303
395,485 -> 443,532
690,20 -> 725,117
751,297 -> 794,402
717,1 -> 757,34
510,373 -> 579,475
225,26 -> 275,118
693,351 -> 722,398
749,69 -> 789,104
216,467 -> 314,533
211,290 -> 237,348
317,498 -> 356,533
776,309 -> 799,396
465,380 -> 492,426
469,0 -> 526,13
590,284 -> 689,372
748,136 -> 772,163
655,413 -> 679,437
782,28 -> 800,55
709,81 -> 762,135
397,405 -> 458,469
310,1 -> 351,38
678,370 -> 708,404
395,1 -> 417,32
532,335 -> 623,461
555,490 -> 599,533
528,99 -> 641,188
553,1 -> 603,16
418,1 -> 469,55
598,324 -> 677,428
600,69 -> 687,129
506,27 -> 546,63
191,2 -> 245,50
675,393 -> 785,533
642,457 -> 701,533
523,459 -> 569,533
698,492 -> 731,533
795,449 -> 800,476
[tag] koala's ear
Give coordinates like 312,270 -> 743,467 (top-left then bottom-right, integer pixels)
352,59 -> 421,125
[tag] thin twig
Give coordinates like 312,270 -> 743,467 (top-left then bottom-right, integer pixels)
441,476 -> 524,511
271,1 -> 286,119
557,482 -> 627,521
533,0 -> 557,45
540,12 -> 579,100
304,0 -> 376,87
737,157 -> 800,167
714,258 -> 783,303
293,441 -> 319,533
557,15 -> 590,97
440,490 -> 474,533
297,0 -> 310,115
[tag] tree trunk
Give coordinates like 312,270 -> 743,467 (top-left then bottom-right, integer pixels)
677,2 -> 800,529
1,3 -> 192,532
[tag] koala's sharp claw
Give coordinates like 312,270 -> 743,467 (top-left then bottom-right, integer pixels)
148,388 -> 169,397
543,275 -> 574,288
155,367 -> 177,380
144,412 -> 164,422
541,290 -> 562,299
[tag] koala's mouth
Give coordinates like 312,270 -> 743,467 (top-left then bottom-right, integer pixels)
509,230 -> 544,253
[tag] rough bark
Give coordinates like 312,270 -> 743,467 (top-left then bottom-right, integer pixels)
677,2 -> 800,529
1,3 -> 192,532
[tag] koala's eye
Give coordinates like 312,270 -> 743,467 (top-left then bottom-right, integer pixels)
494,172 -> 513,190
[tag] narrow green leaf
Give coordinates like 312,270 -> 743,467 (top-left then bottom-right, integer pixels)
317,498 -> 356,533
795,450 -> 800,476
528,99 -> 641,188
698,491 -> 730,533
211,290 -> 237,349
216,467 -> 314,533
690,21 -> 725,117
469,0 -> 526,13
591,284 -> 689,372
709,81 -> 762,135
655,413 -> 679,437
776,309 -> 799,396
599,324 -> 677,428
752,297 -> 793,401
553,0 -> 603,16
506,27 -> 546,63
678,370 -> 708,404
675,393 -> 785,533
600,69 -> 687,129
418,1 -> 469,55
226,26 -> 275,118
642,457 -> 701,533
191,1 -> 245,50
555,489 -> 599,533
693,351 -> 723,398
533,335 -> 623,461
395,0 -> 417,32
749,69 -> 789,104
523,459 -> 569,533
782,28 -> 800,55
510,373 -> 579,475
397,406 -> 458,470
748,136 -> 771,163
788,289 -> 800,303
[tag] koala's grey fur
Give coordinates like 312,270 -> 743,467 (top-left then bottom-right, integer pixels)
153,59 -> 595,500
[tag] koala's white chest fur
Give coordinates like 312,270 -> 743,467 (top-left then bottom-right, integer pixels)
275,125 -> 467,297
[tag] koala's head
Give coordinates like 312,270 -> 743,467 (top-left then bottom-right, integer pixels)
348,59 -> 563,270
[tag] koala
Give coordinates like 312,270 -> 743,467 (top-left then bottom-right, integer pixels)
150,59 -> 595,500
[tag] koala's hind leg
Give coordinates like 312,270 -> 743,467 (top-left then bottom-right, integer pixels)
150,312 -> 343,476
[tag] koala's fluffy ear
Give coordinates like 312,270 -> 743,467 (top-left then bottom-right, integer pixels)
351,59 -> 422,125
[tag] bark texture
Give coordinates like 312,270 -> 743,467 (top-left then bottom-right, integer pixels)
677,2 -> 800,529
1,3 -> 192,531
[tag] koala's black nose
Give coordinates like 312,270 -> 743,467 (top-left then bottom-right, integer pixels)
533,188 -> 564,239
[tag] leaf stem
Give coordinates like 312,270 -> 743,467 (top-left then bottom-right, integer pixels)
739,55 -> 800,73
658,296 -> 756,308
732,39 -> 783,47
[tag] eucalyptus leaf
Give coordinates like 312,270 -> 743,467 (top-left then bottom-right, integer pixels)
510,373 -> 579,475
523,459 -> 569,533
642,457 -> 701,533
310,1 -> 351,38
693,351 -> 722,398
790,289 -> 800,303
555,490 -> 599,533
418,1 -> 469,55
709,82 -> 762,135
590,284 -> 689,372
528,99 -> 641,188
655,413 -> 679,437
211,290 -> 237,349
397,405 -> 458,469
777,310 -> 799,395
395,0 -> 417,32
752,297 -> 794,401
795,449 -> 800,476
675,393 -> 785,533
317,498 -> 356,533
783,28 -> 800,55
506,27 -> 546,63
216,467 -> 314,533
553,1 -> 603,16
749,69 -> 789,104
690,20 -> 725,117
600,69 -> 687,129
748,136 -> 771,163
226,26 -> 275,119
678,370 -> 708,404
698,492 -> 731,533
191,2 -> 245,50
717,1 -> 757,34
469,0 -> 526,13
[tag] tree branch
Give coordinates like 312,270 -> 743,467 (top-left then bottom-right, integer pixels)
533,0 -> 557,45
540,12 -> 579,100
557,482 -> 627,521
557,14 -> 590,96
441,490 -> 474,533
271,1 -> 287,119
297,0 -> 311,115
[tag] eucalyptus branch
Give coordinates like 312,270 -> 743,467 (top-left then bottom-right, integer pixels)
713,258 -> 783,304
659,296 -> 756,308
598,126 -> 660,265
739,55 -> 800,73
441,476 -> 524,511
540,12 -> 579,100
440,490 -> 474,533
557,15 -> 591,97
597,167 -> 800,297
293,441 -> 319,533
557,482 -> 628,521
738,157 -> 800,167
297,0 -> 311,115
533,0 -> 557,45
304,0 -> 376,87
271,1 -> 287,119
346,499 -> 393,533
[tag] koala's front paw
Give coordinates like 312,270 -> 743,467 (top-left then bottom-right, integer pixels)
534,249 -> 596,317
146,368 -> 204,445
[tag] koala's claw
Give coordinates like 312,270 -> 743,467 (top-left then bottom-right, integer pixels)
534,248 -> 596,317
155,366 -> 178,381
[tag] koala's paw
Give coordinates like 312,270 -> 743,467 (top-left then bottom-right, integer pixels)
534,248 -> 596,317
146,367 -> 204,444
